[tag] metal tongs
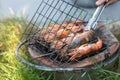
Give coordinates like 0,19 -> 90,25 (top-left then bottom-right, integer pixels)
85,4 -> 106,31
73,3 -> 107,47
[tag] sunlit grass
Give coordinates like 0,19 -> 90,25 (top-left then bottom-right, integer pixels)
0,18 -> 120,80
0,18 -> 52,80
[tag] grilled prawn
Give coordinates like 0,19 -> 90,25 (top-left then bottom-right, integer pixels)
68,37 -> 103,61
44,29 -> 71,43
51,30 -> 94,49
39,20 -> 85,43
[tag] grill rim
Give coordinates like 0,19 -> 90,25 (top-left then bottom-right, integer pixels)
15,39 -> 120,71
16,22 -> 120,71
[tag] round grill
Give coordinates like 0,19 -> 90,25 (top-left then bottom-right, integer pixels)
16,0 -> 120,71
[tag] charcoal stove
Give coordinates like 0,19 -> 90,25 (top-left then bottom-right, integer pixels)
16,0 -> 120,79
16,21 -> 120,71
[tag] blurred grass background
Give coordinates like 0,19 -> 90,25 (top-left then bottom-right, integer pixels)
0,0 -> 120,78
0,17 -> 120,80
0,18 -> 53,80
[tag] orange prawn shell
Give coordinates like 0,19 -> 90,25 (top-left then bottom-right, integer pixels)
68,37 -> 103,61
50,24 -> 63,33
56,29 -> 71,38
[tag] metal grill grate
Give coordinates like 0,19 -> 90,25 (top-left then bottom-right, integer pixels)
16,0 -> 120,71
22,0 -> 89,39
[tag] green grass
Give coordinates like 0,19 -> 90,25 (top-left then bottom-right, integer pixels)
0,18 -> 53,80
0,18 -> 120,80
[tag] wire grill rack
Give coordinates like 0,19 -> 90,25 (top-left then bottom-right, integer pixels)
16,0 -> 120,72
21,0 -> 90,39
